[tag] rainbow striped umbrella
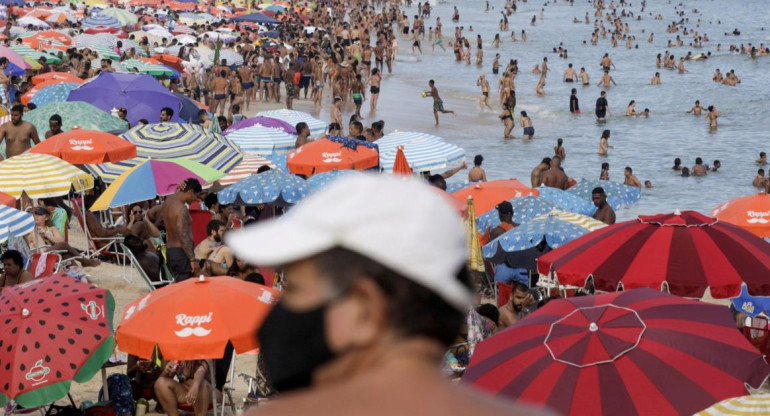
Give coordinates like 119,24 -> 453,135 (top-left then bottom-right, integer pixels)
91,159 -> 224,210
87,123 -> 242,182
256,109 -> 326,139
0,153 -> 93,198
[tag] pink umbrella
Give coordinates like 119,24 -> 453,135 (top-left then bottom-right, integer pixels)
0,46 -> 30,70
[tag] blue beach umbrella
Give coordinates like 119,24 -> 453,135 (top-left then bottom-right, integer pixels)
732,284 -> 770,318
224,124 -> 296,155
306,170 -> 362,193
567,179 -> 641,210
477,195 -> 558,234
256,109 -> 326,139
0,204 -> 35,244
29,82 -> 80,107
537,186 -> 596,216
379,135 -> 465,173
82,14 -> 123,29
217,169 -> 308,206
483,210 -> 608,263
230,12 -> 279,24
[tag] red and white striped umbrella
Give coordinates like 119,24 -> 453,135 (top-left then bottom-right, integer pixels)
219,154 -> 275,186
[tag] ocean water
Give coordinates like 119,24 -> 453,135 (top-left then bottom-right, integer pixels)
315,0 -> 770,221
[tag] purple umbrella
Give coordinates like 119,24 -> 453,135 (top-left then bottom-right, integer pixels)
223,116 -> 297,136
67,72 -> 181,126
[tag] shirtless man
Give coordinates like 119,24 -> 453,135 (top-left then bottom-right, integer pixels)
350,74 -> 365,118
753,169 -> 766,188
477,74 -> 493,111
553,138 -> 566,160
468,154 -> 487,182
45,114 -> 63,138
541,156 -> 569,190
284,63 -> 297,110
161,178 -> 202,282
592,187 -> 616,225
530,157 -> 551,188
237,64 -> 253,109
691,158 -> 708,176
686,100 -> 703,115
299,58 -> 313,99
579,67 -> 590,85
258,58 -> 273,102
0,105 -> 40,159
707,105 -> 721,128
428,80 -> 454,126
597,70 -> 617,88
210,70 -> 229,116
623,166 -> 642,187
498,282 -> 534,329
0,58 -> 9,105
563,63 -> 577,82
600,53 -> 615,71
677,57 -> 688,74
757,152 -> 767,165
650,72 -> 661,85
712,68 -> 723,83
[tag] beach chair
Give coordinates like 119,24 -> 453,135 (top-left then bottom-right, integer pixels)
72,202 -> 123,259
190,209 -> 213,247
743,316 -> 770,357
26,252 -> 63,279
120,243 -> 171,291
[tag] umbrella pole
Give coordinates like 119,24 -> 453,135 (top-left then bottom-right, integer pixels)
210,367 -> 218,416
81,189 -> 92,257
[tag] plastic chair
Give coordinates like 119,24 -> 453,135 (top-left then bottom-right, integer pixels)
120,243 -> 171,291
743,316 -> 770,357
189,209 -> 213,247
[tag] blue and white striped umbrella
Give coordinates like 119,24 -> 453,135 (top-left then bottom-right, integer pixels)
477,195 -> 558,234
567,179 -> 641,210
82,14 -> 123,29
218,169 -> 308,206
306,170 -> 363,193
257,109 -> 326,139
29,82 -> 80,107
537,186 -> 596,216
375,131 -> 443,155
178,12 -> 215,24
0,204 -> 35,244
224,124 -> 295,155
379,136 -> 465,173
483,210 -> 607,262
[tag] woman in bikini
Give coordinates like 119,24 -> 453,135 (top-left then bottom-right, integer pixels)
25,207 -> 100,267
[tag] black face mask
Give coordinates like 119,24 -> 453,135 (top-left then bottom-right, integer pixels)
258,302 -> 335,392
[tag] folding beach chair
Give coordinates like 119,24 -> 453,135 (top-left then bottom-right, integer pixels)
26,252 -> 63,279
72,202 -> 123,260
190,209 -> 213,247
120,243 -> 172,291
743,316 -> 770,357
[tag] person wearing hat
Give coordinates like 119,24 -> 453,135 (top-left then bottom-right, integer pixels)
227,175 -> 549,416
489,200 -> 518,241
26,206 -> 100,267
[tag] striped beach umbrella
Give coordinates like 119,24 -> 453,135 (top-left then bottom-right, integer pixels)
375,131 -> 443,154
0,153 -> 93,198
379,136 -> 465,173
123,59 -> 174,77
483,209 -> 607,262
218,169 -> 308,206
0,205 -> 35,243
477,195 -> 558,234
98,7 -> 137,25
83,13 -> 122,29
224,124 -> 296,155
697,395 -> 770,415
465,289 -> 770,416
219,154 -> 275,186
90,45 -> 121,60
256,109 -> 325,139
10,44 -> 61,64
567,179 -> 641,209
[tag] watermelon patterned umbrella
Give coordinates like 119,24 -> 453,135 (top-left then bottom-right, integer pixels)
0,273 -> 115,408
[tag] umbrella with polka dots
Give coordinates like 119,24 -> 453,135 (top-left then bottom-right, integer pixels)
0,272 -> 115,408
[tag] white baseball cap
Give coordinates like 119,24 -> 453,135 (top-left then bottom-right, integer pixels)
226,174 -> 472,311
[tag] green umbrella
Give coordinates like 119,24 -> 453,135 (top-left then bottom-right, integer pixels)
99,7 -> 138,25
10,45 -> 62,64
90,45 -> 121,61
25,102 -> 129,137
123,59 -> 174,77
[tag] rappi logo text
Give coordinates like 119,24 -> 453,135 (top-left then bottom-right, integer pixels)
174,313 -> 213,337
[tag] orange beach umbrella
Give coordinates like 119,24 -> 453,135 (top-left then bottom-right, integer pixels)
29,129 -> 137,164
31,71 -> 82,85
287,136 -> 379,176
392,145 -> 412,176
451,179 -> 538,216
712,193 -> 770,237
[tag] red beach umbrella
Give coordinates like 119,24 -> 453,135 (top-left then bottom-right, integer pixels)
465,289 -> 770,416
392,145 -> 412,176
537,210 -> 770,298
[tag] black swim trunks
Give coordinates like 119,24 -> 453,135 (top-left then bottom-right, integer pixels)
167,247 -> 192,282
370,86 -> 380,94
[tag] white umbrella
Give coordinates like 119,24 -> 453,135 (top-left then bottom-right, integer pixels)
174,34 -> 197,45
17,16 -> 50,29
257,109 -> 326,139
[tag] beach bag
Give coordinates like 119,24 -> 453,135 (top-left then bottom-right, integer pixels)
81,401 -> 115,416
46,405 -> 82,416
99,374 -> 135,416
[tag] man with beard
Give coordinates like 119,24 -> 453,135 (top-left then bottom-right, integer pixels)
498,282 -> 535,329
194,219 -> 225,267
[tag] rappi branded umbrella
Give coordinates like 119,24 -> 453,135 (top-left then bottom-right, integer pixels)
451,179 -> 539,216
29,129 -> 137,164
287,136 -> 379,176
465,289 -> 770,416
711,193 -> 770,238
0,273 -> 115,407
537,210 -> 770,298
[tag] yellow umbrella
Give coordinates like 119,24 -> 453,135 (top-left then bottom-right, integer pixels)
696,394 -> 770,415
465,196 -> 485,273
23,57 -> 42,70
0,153 -> 93,198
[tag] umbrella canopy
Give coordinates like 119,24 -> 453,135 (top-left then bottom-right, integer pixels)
0,153 -> 93,198
224,124 -> 297,155
451,179 -> 539,216
537,210 -> 770,298
230,12 -> 278,24
22,77 -> 83,105
82,13 -> 122,29
732,284 -> 770,318
305,169 -> 363,193
31,72 -> 81,85
0,273 -> 115,408
91,159 -> 224,210
567,179 -> 641,210
73,32 -> 117,48
23,31 -> 73,46
30,129 -> 136,164
67,72 -> 181,125
464,289 -> 770,416
287,136 -> 379,176
537,186 -> 596,216
483,210 -> 607,263
0,204 -> 34,243
173,92 -> 205,123
25,101 -> 129,135
123,58 -> 174,77
151,54 -> 185,71
391,146 -> 412,175
223,116 -> 297,135
711,193 -> 770,238
379,135 -> 465,173
27,82 -> 80,107
375,131 -> 443,154
17,16 -> 50,28
218,169 -> 308,206
256,109 -> 325,138
98,7 -> 137,25
219,153 -> 275,186
477,195 -> 558,234
696,394 -> 770,415
116,276 -> 279,360
207,48 -> 243,65
0,45 -> 31,69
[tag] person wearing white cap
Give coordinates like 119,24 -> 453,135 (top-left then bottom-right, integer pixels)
227,175 -> 550,416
